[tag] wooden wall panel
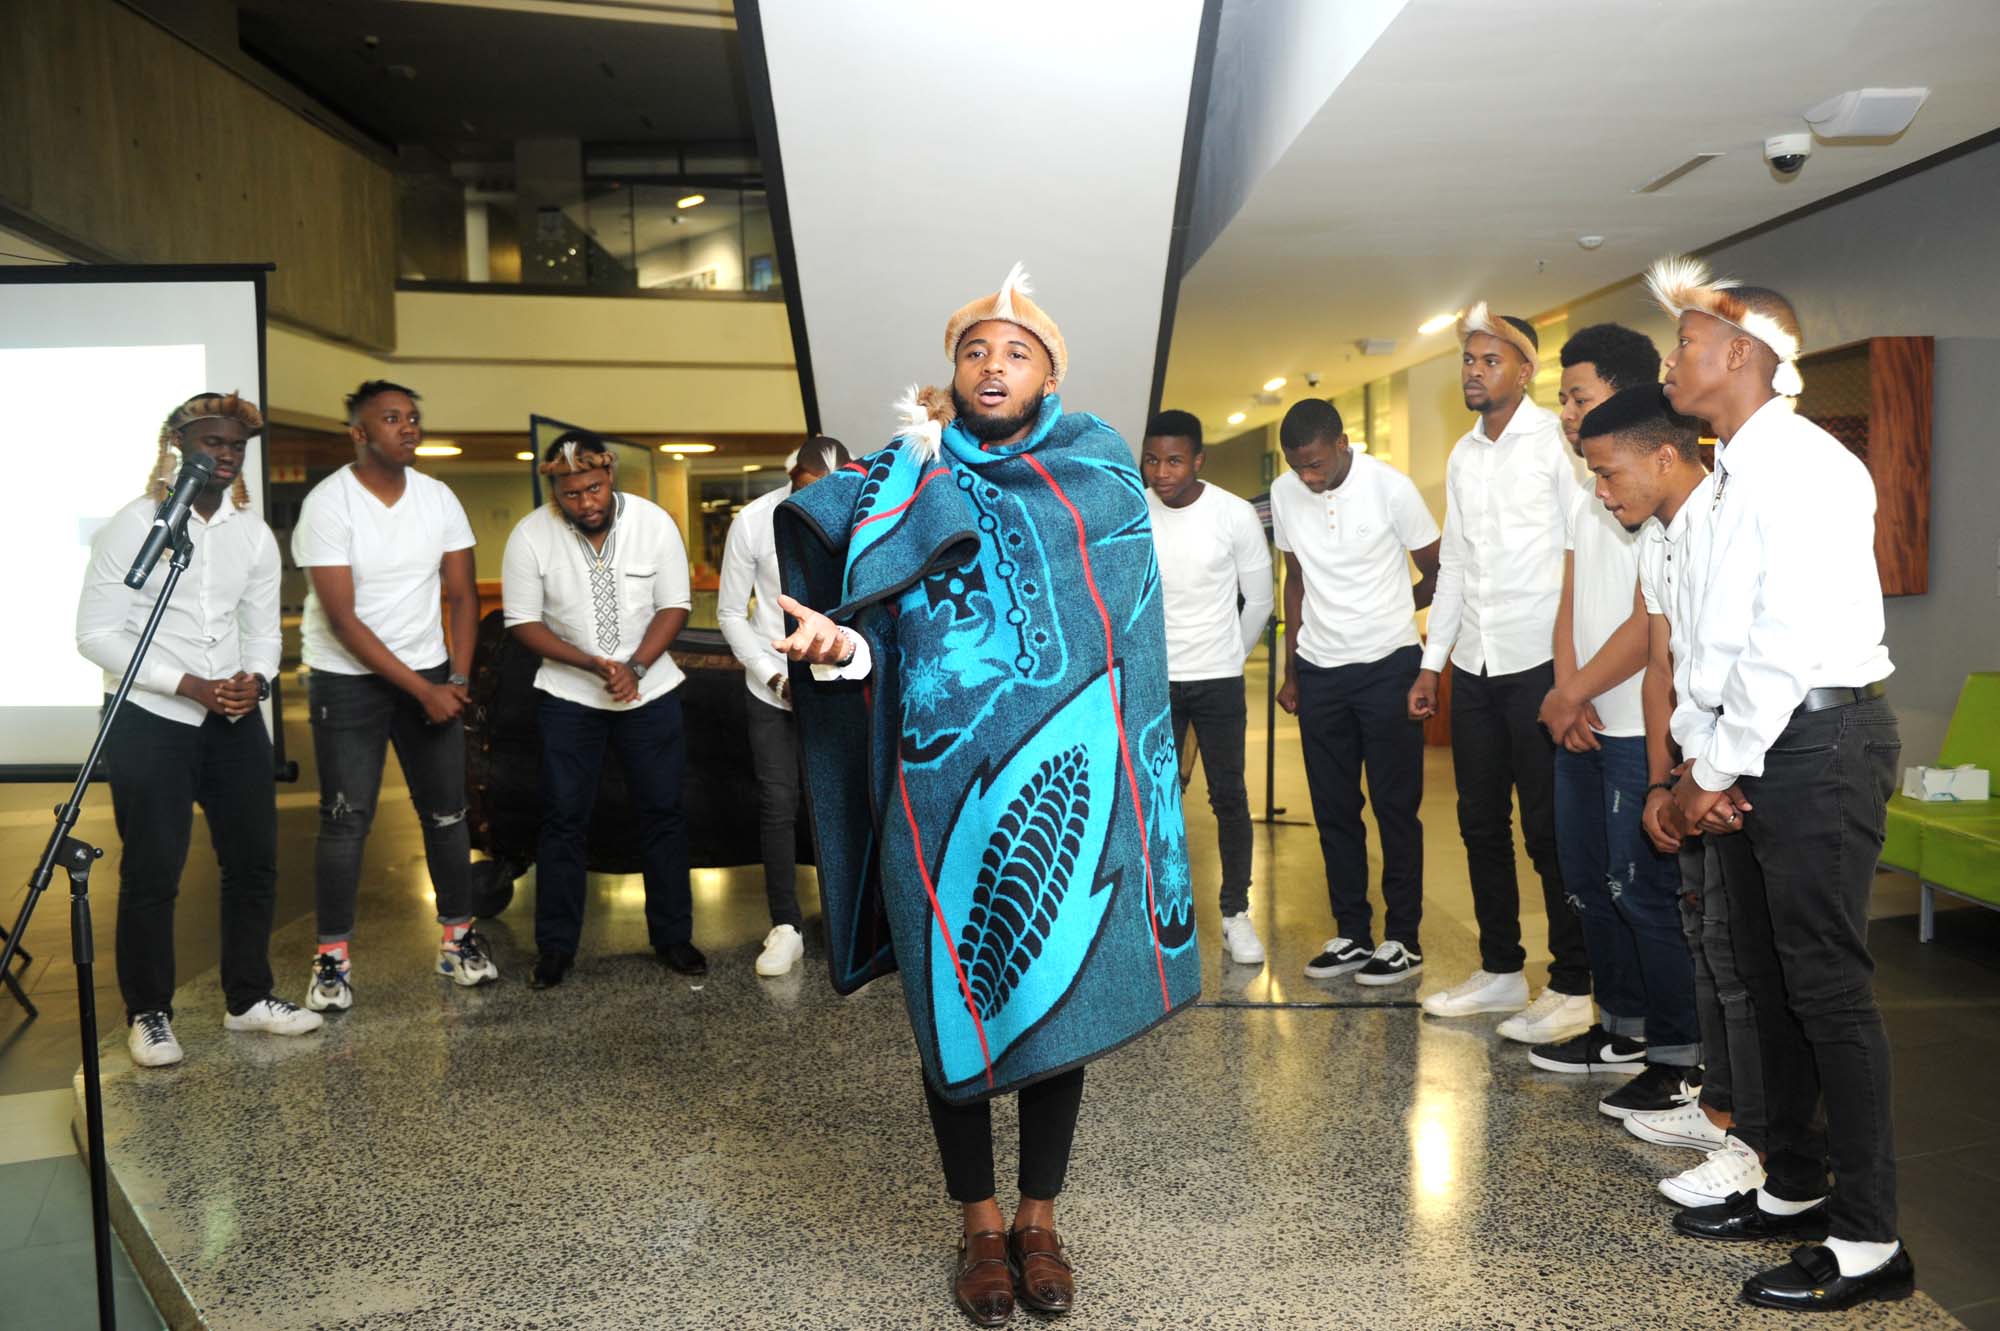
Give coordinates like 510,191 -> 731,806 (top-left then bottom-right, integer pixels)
0,0 -> 396,349
1869,336 -> 1934,598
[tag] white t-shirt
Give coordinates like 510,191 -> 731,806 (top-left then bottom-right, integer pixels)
1270,454 -> 1440,669
501,494 -> 692,710
292,465 -> 476,675
1566,483 -> 1645,736
1146,484 -> 1274,682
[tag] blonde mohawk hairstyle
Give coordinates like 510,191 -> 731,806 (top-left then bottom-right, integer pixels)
151,392 -> 262,510
1645,255 -> 1804,396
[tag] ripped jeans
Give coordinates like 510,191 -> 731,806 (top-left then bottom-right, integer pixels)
1553,735 -> 1698,1062
307,664 -> 472,941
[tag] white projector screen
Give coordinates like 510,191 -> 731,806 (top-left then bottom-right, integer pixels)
0,265 -> 270,775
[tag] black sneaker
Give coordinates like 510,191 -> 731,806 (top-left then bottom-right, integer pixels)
530,949 -> 574,990
1354,940 -> 1423,986
1599,1061 -> 1698,1119
658,941 -> 709,976
1302,938 -> 1372,979
1528,1024 -> 1648,1074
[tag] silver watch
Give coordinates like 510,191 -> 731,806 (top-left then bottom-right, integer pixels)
629,660 -> 649,680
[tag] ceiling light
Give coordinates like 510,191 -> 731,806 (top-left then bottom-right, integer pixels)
1261,376 -> 1287,393
1351,439 -> 1369,454
1417,312 -> 1459,336
741,464 -> 762,472
658,442 -> 716,455
414,443 -> 461,458
515,451 -> 534,461
1226,411 -> 1247,426
676,193 -> 705,209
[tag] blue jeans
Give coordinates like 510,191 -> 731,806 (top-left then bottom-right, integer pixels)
535,690 -> 692,954
1553,736 -> 1698,1060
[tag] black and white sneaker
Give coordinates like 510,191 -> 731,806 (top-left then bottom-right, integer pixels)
1303,937 -> 1372,979
1354,940 -> 1422,986
1528,1024 -> 1648,1075
1599,1062 -> 1700,1119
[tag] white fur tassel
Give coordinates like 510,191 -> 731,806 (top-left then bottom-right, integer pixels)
991,261 -> 1033,322
1645,254 -> 1737,316
1772,360 -> 1804,397
891,384 -> 943,462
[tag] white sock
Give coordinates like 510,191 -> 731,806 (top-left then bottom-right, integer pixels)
1823,1236 -> 1900,1278
1756,1188 -> 1823,1216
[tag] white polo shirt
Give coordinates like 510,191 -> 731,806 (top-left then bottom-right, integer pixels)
1566,484 -> 1645,736
501,494 -> 692,710
1270,453 -> 1440,669
292,465 -> 475,674
76,495 -> 282,727
1147,483 -> 1274,682
717,483 -> 794,711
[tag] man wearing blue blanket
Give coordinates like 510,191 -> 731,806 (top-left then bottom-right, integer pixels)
772,265 -> 1201,1327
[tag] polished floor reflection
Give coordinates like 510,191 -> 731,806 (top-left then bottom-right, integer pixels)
2,661 -> 1996,1329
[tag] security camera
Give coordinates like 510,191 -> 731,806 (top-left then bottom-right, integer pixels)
1304,372 -> 1322,389
1764,133 -> 1812,176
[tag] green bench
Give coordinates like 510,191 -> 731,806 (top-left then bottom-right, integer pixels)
1880,672 -> 2000,941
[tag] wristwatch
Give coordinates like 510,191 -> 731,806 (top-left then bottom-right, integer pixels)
629,660 -> 649,680
447,672 -> 469,688
254,673 -> 271,702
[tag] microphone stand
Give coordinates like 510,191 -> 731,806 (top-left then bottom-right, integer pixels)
0,522 -> 198,1331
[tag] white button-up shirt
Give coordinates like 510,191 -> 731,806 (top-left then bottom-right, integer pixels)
1638,470 -> 1715,752
1666,397 -> 1893,791
1421,398 -> 1577,677
76,495 -> 281,727
717,483 -> 794,711
501,494 -> 693,711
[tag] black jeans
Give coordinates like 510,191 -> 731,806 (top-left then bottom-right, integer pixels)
1679,837 -> 1765,1145
535,690 -> 693,954
1295,646 -> 1425,949
1713,697 -> 1900,1241
307,665 -> 471,940
103,702 -> 277,1020
744,695 -> 804,930
1169,676 -> 1253,918
923,1067 -> 1086,1203
1449,661 -> 1588,992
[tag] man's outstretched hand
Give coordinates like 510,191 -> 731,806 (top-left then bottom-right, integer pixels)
773,593 -> 851,666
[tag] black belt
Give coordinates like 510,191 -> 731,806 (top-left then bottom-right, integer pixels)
1798,681 -> 1887,714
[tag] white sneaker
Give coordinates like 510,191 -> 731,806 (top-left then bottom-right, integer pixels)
755,924 -> 805,977
1220,913 -> 1266,965
1626,1099 -> 1729,1151
128,1011 -> 183,1068
1421,969 -> 1530,1017
1495,988 -> 1594,1044
1659,1134 -> 1765,1208
438,927 -> 499,987
224,996 -> 325,1036
306,953 -> 353,1012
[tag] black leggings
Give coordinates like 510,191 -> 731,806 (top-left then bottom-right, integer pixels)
923,1067 -> 1086,1204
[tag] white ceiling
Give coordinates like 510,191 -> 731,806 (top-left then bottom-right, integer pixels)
1165,0 -> 2000,435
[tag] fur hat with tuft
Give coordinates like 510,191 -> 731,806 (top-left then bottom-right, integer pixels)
1645,255 -> 1804,396
942,262 -> 1067,388
1457,302 -> 1540,367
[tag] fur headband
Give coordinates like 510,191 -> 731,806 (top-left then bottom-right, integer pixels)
1457,302 -> 1540,367
1645,255 -> 1804,396
538,440 -> 617,478
151,391 -> 260,509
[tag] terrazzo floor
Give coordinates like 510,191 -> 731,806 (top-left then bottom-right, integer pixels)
3,665 -> 1995,1329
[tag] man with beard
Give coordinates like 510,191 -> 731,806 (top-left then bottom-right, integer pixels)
500,431 -> 698,988
1642,258 -> 1909,1312
1530,325 -> 1700,1121
1413,306 -> 1592,1046
78,392 -> 322,1066
772,265 -> 1200,1326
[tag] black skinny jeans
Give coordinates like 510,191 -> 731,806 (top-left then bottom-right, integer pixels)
1449,660 -> 1588,993
104,702 -> 278,1020
923,1067 -> 1086,1204
1713,697 -> 1900,1241
744,695 -> 805,929
1169,676 -> 1253,918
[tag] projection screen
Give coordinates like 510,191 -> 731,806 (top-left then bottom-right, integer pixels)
0,264 -> 272,778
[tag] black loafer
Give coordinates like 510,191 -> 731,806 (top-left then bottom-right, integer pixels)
657,942 -> 709,976
530,950 -> 574,990
1673,1190 -> 1830,1242
1742,1242 -> 1915,1311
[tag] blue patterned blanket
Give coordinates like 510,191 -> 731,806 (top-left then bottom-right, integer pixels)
775,396 -> 1201,1103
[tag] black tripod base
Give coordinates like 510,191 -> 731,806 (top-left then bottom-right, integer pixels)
0,921 -> 36,1018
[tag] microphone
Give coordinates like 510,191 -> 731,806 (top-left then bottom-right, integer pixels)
124,452 -> 217,589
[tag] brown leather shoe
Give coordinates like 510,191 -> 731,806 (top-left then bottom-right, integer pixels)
1008,1226 -> 1075,1314
954,1230 -> 1014,1326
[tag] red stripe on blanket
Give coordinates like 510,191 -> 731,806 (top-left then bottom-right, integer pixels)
856,467 -> 951,530
898,752 -> 994,1090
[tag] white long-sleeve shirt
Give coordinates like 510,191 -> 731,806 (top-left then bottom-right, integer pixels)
1665,397 -> 1893,791
1147,484 -> 1273,681
1421,398 -> 1577,677
717,483 -> 795,710
76,494 -> 281,727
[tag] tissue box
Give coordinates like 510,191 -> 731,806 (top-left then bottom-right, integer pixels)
1902,765 -> 1991,802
